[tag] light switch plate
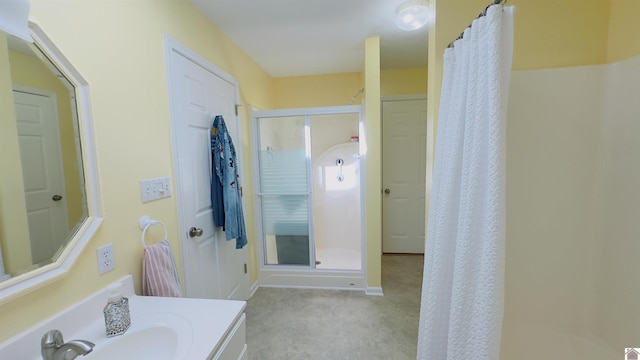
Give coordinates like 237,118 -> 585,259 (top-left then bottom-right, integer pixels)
140,177 -> 172,203
157,177 -> 171,199
140,179 -> 153,203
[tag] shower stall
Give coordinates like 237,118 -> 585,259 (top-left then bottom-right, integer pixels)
252,106 -> 364,289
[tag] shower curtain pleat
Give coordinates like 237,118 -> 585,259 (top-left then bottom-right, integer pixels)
417,5 -> 514,360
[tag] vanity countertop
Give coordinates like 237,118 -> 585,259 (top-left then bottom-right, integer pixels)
0,275 -> 246,359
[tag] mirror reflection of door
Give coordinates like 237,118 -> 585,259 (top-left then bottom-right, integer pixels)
13,88 -> 69,265
2,32 -> 89,277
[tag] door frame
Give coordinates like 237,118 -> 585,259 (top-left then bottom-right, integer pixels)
380,94 -> 429,254
250,105 -> 367,290
164,35 -> 246,296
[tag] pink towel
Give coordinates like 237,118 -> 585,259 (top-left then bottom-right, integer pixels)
142,239 -> 183,297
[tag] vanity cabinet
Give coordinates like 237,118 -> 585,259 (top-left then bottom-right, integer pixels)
210,313 -> 247,360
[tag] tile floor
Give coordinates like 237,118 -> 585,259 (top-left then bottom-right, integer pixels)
245,254 -> 424,360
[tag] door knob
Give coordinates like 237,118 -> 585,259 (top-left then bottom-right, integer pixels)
52,194 -> 63,201
384,188 -> 391,194
189,227 -> 204,237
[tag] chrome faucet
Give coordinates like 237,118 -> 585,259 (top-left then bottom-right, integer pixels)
41,330 -> 95,360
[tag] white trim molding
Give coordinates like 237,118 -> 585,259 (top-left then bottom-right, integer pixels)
249,280 -> 260,299
365,287 -> 384,296
258,268 -> 366,291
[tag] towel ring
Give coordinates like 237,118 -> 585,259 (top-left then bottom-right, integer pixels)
139,215 -> 168,248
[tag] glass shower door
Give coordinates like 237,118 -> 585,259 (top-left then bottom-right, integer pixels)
310,113 -> 361,270
257,116 -> 312,266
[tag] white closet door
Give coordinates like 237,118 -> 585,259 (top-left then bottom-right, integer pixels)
382,98 -> 427,254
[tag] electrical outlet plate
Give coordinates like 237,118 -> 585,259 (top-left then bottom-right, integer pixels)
97,243 -> 115,274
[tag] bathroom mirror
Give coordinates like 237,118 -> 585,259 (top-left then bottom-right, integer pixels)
0,22 -> 102,302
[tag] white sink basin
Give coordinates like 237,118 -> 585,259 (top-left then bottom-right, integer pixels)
85,312 -> 192,360
90,327 -> 177,359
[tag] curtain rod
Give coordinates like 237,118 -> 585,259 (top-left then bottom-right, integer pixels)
447,0 -> 506,48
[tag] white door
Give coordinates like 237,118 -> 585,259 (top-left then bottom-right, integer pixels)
168,42 -> 249,300
14,89 -> 70,264
382,98 -> 427,253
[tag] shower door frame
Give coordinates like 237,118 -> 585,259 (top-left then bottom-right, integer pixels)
251,105 -> 366,291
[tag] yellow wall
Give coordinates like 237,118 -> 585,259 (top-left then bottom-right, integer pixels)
0,34 -> 32,275
273,72 -> 363,108
272,67 -> 427,110
510,0 -> 610,70
9,50 -> 84,230
364,37 -> 382,289
425,0 -> 439,199
607,0 -> 640,62
380,67 -> 427,96
0,0 -> 274,341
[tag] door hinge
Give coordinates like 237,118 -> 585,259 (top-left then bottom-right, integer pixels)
239,186 -> 243,197
235,104 -> 241,116
244,263 -> 248,274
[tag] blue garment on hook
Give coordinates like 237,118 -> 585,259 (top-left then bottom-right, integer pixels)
211,115 -> 248,249
210,131 -> 225,228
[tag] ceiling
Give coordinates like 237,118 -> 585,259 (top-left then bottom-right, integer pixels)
191,0 -> 429,78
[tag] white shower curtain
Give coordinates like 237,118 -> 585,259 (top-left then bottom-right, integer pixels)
417,4 -> 514,360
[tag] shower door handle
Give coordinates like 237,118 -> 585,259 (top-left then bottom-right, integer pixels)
384,188 -> 390,194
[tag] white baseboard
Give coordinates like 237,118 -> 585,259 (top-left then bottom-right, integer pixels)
258,268 -> 365,291
365,286 -> 384,296
249,280 -> 259,299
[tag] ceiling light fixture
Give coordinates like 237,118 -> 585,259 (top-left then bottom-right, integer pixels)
395,0 -> 429,31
